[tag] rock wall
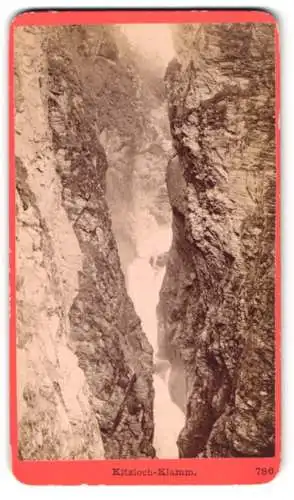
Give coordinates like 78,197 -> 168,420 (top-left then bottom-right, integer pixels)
158,23 -> 276,457
15,26 -> 105,460
15,26 -> 154,459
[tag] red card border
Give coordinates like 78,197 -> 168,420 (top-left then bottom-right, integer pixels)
9,9 -> 281,485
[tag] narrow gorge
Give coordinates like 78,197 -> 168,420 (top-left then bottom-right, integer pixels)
15,22 -> 275,460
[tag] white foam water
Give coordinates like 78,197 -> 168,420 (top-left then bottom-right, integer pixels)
126,234 -> 185,458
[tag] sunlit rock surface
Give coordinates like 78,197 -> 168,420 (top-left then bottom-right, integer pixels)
15,27 -> 105,460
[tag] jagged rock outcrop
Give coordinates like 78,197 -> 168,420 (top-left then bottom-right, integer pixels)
15,25 -> 154,459
158,24 -> 276,457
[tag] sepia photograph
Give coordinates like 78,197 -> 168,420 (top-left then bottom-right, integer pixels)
14,17 -> 276,463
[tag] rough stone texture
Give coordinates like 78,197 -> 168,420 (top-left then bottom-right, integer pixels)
158,23 -> 276,457
15,27 -> 105,460
15,26 -> 155,459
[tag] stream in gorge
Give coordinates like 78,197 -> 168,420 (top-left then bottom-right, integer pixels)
126,227 -> 185,458
103,23 -> 185,458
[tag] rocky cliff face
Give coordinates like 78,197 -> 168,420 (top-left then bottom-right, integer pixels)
158,24 -> 276,457
15,26 -> 154,459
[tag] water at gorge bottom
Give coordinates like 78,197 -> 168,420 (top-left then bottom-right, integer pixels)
126,232 -> 185,458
